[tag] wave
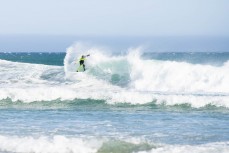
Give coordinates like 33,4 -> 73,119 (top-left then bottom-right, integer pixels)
1,99 -> 229,112
65,43 -> 229,93
143,142 -> 229,153
0,135 -> 228,153
0,42 -> 229,108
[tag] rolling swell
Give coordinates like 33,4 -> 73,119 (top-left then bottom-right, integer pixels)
1,98 -> 229,113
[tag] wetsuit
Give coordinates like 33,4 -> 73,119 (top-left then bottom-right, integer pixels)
79,56 -> 86,71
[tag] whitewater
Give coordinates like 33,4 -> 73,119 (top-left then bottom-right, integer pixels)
0,43 -> 229,153
0,43 -> 229,107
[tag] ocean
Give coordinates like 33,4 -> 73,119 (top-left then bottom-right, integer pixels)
0,43 -> 229,153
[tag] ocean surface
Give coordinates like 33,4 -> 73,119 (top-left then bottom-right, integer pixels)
0,44 -> 229,153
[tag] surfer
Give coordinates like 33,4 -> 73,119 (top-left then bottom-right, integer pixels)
77,54 -> 90,72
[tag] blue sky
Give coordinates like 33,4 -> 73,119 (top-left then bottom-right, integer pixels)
0,0 -> 229,51
1,0 -> 229,36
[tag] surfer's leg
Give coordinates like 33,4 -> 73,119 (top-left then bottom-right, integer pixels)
83,64 -> 86,71
77,63 -> 82,72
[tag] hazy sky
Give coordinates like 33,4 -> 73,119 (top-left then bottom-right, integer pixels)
0,0 -> 229,36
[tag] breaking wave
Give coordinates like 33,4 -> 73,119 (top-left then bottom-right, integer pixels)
0,135 -> 228,153
0,42 -> 229,108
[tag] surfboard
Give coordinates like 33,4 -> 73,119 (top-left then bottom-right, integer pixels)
76,65 -> 84,72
